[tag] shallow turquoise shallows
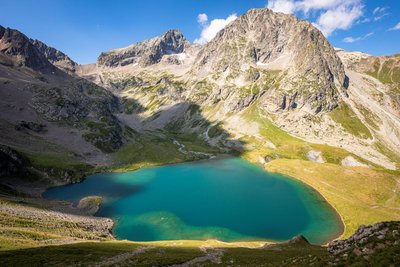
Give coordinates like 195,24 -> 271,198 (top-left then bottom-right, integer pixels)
43,158 -> 343,244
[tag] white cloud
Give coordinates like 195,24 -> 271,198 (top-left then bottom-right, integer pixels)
315,4 -> 363,36
194,13 -> 237,45
373,13 -> 388,21
197,13 -> 208,25
266,0 -> 364,36
371,6 -> 389,21
343,32 -> 373,43
373,6 -> 387,15
267,0 -> 296,14
388,22 -> 400,31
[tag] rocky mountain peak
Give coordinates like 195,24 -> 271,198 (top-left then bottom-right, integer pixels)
97,29 -> 190,67
0,25 -> 55,72
192,8 -> 347,113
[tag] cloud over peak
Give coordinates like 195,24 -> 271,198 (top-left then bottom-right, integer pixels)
266,0 -> 364,36
194,13 -> 237,45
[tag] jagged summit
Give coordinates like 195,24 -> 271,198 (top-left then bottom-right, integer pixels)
192,7 -> 347,113
0,25 -> 56,72
97,29 -> 190,67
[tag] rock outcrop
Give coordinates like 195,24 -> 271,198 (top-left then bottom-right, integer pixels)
328,221 -> 400,262
286,235 -> 310,245
306,150 -> 324,163
31,39 -> 77,73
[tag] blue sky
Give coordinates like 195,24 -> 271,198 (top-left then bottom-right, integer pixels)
1,0 -> 399,64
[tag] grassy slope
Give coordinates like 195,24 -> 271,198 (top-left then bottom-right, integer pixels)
329,103 -> 372,139
0,240 -> 328,267
239,103 -> 400,239
0,198 -> 111,251
112,133 -> 187,171
111,131 -> 216,172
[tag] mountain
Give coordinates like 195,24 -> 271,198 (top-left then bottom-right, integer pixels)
89,8 -> 398,170
192,8 -> 347,113
0,25 -> 131,193
97,29 -> 190,67
0,25 -> 56,72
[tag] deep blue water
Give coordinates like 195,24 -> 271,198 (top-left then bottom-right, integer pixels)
43,158 -> 342,244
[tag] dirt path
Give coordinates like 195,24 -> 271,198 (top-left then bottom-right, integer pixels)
93,246 -> 155,267
168,248 -> 224,267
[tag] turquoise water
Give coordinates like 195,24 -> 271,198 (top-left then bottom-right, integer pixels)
43,158 -> 343,244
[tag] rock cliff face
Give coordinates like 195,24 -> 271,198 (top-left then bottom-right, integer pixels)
193,8 -> 347,113
97,29 -> 190,67
0,25 -> 55,72
31,39 -> 77,73
0,26 -> 128,154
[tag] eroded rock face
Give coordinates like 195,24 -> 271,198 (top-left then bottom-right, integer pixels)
192,8 -> 347,113
0,25 -> 55,72
31,39 -> 77,73
30,79 -> 125,152
97,29 -> 190,67
0,25 -> 130,153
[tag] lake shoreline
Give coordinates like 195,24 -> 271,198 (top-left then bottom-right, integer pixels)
261,167 -> 346,245
43,157 -> 344,246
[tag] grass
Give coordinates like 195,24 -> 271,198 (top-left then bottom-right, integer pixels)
354,103 -> 382,130
219,243 -> 328,267
329,103 -> 372,139
20,151 -> 94,183
266,159 -> 400,238
374,140 -> 400,169
366,58 -> 400,84
0,240 -> 330,267
23,152 -> 91,172
0,198 -> 111,251
172,133 -> 219,154
0,242 -> 145,266
112,133 -> 186,171
112,131 -> 218,172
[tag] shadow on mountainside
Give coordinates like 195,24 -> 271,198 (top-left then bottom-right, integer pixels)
112,101 -> 246,171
